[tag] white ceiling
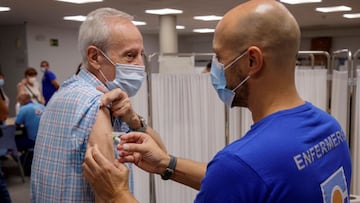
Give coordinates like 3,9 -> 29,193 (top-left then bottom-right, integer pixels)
0,0 -> 359,35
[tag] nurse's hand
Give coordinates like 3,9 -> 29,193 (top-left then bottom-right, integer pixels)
118,132 -> 170,175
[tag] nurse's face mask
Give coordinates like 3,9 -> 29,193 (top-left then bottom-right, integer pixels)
97,48 -> 145,97
210,49 -> 250,107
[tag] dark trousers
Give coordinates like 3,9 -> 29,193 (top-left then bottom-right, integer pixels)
15,134 -> 35,152
0,162 -> 11,203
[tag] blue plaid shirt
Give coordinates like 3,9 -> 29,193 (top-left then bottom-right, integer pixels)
31,69 -> 133,202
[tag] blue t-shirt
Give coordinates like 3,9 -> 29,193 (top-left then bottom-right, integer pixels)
15,102 -> 45,141
195,102 -> 352,203
42,70 -> 57,104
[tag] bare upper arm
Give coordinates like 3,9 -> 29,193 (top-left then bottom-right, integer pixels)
87,107 -> 114,161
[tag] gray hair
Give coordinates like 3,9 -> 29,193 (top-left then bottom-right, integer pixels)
78,8 -> 133,67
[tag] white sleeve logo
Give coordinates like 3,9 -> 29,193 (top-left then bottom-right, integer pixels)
320,167 -> 349,203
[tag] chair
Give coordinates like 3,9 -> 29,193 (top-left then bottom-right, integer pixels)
0,125 -> 25,182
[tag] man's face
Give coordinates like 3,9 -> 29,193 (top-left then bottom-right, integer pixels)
40,62 -> 49,70
100,21 -> 145,81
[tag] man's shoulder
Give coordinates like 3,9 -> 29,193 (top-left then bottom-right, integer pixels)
33,102 -> 46,110
44,70 -> 56,79
51,81 -> 102,110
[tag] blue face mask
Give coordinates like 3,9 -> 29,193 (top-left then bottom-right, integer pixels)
0,79 -> 4,87
98,49 -> 145,97
210,51 -> 250,107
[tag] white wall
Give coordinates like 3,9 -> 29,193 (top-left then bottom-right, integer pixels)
26,24 -> 81,84
0,24 -> 28,116
26,25 -> 162,84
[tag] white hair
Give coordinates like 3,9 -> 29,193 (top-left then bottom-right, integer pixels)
78,8 -> 133,67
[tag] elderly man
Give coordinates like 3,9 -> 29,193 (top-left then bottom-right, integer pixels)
83,1 -> 352,203
31,8 -> 165,202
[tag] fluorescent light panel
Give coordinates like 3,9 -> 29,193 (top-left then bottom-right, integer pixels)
145,8 -> 183,15
193,28 -> 215,33
280,0 -> 321,4
0,6 -> 10,12
193,15 -> 222,21
316,6 -> 351,13
176,25 -> 185,30
343,13 -> 360,19
63,15 -> 86,21
64,16 -> 147,26
56,0 -> 102,4
132,21 -> 146,26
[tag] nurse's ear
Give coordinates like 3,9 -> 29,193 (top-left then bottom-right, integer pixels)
247,46 -> 263,77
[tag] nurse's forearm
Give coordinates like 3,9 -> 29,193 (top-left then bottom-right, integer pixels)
169,158 -> 207,190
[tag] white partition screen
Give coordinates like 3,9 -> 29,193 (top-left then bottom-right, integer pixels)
151,73 -> 226,203
159,55 -> 195,74
331,70 -> 349,135
130,75 -> 151,203
295,69 -> 328,111
351,69 -> 360,195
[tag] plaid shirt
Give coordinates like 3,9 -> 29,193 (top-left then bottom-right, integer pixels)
31,69 -> 133,202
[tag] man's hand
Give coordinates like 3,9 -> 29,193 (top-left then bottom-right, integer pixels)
97,86 -> 139,127
118,132 -> 170,175
82,145 -> 131,202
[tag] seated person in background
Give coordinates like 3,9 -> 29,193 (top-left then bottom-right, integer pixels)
15,93 -> 45,151
16,93 -> 45,175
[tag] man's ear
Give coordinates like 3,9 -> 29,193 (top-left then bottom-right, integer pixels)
247,46 -> 263,77
87,46 -> 102,70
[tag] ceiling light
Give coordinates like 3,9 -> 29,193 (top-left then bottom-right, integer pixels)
0,7 -> 10,12
193,15 -> 222,21
193,28 -> 215,33
132,21 -> 146,26
145,8 -> 183,15
343,13 -> 360,19
316,6 -> 351,13
176,25 -> 185,30
63,15 -> 86,22
280,0 -> 321,4
56,0 -> 102,4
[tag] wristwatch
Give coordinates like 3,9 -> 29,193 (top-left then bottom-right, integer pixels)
132,115 -> 147,132
161,155 -> 177,180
